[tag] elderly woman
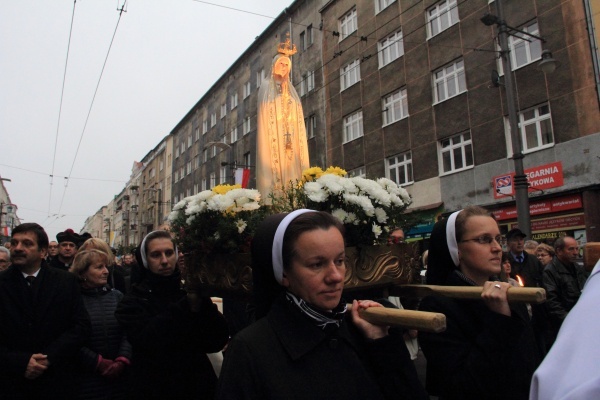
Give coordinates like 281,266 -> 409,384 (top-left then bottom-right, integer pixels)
70,249 -> 131,399
217,210 -> 427,399
418,206 -> 540,400
115,230 -> 228,399
535,243 -> 555,266
79,238 -> 127,293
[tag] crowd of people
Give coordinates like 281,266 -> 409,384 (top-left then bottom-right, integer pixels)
0,210 -> 597,399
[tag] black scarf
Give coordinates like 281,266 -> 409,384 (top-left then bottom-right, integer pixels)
285,291 -> 347,330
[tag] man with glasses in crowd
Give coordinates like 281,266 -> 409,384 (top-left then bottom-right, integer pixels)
46,241 -> 59,262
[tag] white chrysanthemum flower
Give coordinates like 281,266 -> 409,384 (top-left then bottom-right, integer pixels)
344,194 -> 375,216
346,212 -> 357,224
304,181 -> 328,202
331,208 -> 348,223
167,211 -> 179,222
241,201 -> 260,211
196,190 -> 215,201
186,215 -> 196,225
236,219 -> 247,234
339,178 -> 359,194
172,199 -> 187,211
390,194 -> 404,207
317,174 -> 345,195
372,223 -> 383,238
374,207 -> 388,224
207,195 -> 234,211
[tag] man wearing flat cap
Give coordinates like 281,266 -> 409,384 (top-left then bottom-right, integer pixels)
506,228 -> 544,288
49,229 -> 81,272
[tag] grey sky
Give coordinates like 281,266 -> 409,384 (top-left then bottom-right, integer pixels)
1,0 -> 289,241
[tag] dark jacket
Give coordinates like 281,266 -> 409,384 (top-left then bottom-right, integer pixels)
76,286 -> 131,400
509,251 -> 544,287
114,271 -> 228,399
0,263 -> 91,399
49,256 -> 72,272
217,293 -> 428,400
419,271 -> 540,400
542,256 -> 589,330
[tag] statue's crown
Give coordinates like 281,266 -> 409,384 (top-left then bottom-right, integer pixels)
277,32 -> 297,57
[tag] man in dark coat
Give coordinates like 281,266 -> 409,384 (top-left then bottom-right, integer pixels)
0,223 -> 91,399
506,228 -> 544,287
543,236 -> 589,344
49,229 -> 81,272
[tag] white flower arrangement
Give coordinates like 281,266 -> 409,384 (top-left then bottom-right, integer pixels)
169,184 -> 267,254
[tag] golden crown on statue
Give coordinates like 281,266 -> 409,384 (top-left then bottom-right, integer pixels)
277,32 -> 297,57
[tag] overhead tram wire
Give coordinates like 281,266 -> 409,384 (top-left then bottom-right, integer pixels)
0,163 -> 127,183
55,0 -> 128,216
48,0 -> 78,217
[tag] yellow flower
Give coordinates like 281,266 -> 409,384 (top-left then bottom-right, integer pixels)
212,184 -> 241,195
323,166 -> 347,177
302,167 -> 324,182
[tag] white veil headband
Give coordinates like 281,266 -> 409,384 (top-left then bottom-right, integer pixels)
271,209 -> 316,284
446,210 -> 462,267
139,231 -> 179,269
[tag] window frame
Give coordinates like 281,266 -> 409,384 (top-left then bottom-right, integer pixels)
382,87 -> 409,126
339,8 -> 358,41
438,131 -> 474,175
386,151 -> 413,186
378,30 -> 404,68
230,93 -> 238,109
343,110 -> 364,143
340,59 -> 361,91
243,81 -> 251,99
211,113 -> 217,127
505,104 -> 554,155
427,0 -> 459,39
433,59 -> 467,104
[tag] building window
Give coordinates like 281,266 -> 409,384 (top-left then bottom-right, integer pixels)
256,68 -> 265,88
174,170 -> 179,182
193,183 -> 199,194
340,59 -> 361,91
243,152 -> 251,169
243,116 -> 251,135
348,166 -> 366,178
149,168 -> 155,178
427,0 -> 459,38
180,167 -> 184,180
194,155 -> 199,169
386,152 -> 413,186
201,178 -> 207,191
300,31 -> 306,51
203,149 -> 208,163
230,127 -> 239,143
339,8 -> 358,41
220,166 -> 227,184
187,161 -> 192,175
195,127 -> 200,141
210,172 -> 216,188
509,20 -> 542,70
243,81 -> 251,98
506,104 -> 554,154
305,114 -> 317,139
220,103 -> 226,118
175,147 -> 180,158
433,59 -> 466,103
186,188 -> 191,198
159,159 -> 164,171
173,195 -> 178,204
378,30 -> 404,68
202,119 -> 208,134
343,110 -> 364,143
211,113 -> 217,127
187,135 -> 192,148
230,93 -> 238,109
307,25 -> 313,46
382,87 -> 408,126
375,0 -> 395,14
439,132 -> 473,174
211,145 -> 217,158
301,71 -> 315,96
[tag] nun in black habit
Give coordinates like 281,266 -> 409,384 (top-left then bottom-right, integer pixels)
418,206 -> 540,400
216,210 -> 427,400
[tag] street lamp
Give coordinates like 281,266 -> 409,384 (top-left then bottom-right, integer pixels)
481,1 -> 558,237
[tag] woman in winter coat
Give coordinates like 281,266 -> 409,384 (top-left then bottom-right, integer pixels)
418,206 -> 540,400
217,210 -> 428,400
70,249 -> 131,400
115,230 -> 229,399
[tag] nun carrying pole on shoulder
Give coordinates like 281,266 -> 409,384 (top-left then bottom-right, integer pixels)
418,206 -> 540,400
216,210 -> 428,400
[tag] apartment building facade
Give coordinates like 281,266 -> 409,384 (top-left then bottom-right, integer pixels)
319,0 -> 600,243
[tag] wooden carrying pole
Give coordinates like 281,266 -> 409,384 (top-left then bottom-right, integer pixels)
348,305 -> 446,333
399,284 -> 546,304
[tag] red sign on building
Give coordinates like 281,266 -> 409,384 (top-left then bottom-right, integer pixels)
492,161 -> 564,199
492,194 -> 582,221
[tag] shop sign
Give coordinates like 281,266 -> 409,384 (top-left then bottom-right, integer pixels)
492,194 -> 582,221
493,161 -> 564,199
528,213 -> 585,233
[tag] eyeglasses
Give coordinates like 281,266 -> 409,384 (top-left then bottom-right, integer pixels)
460,235 -> 502,245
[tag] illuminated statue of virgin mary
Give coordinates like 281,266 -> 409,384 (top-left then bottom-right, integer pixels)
257,34 -> 309,203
